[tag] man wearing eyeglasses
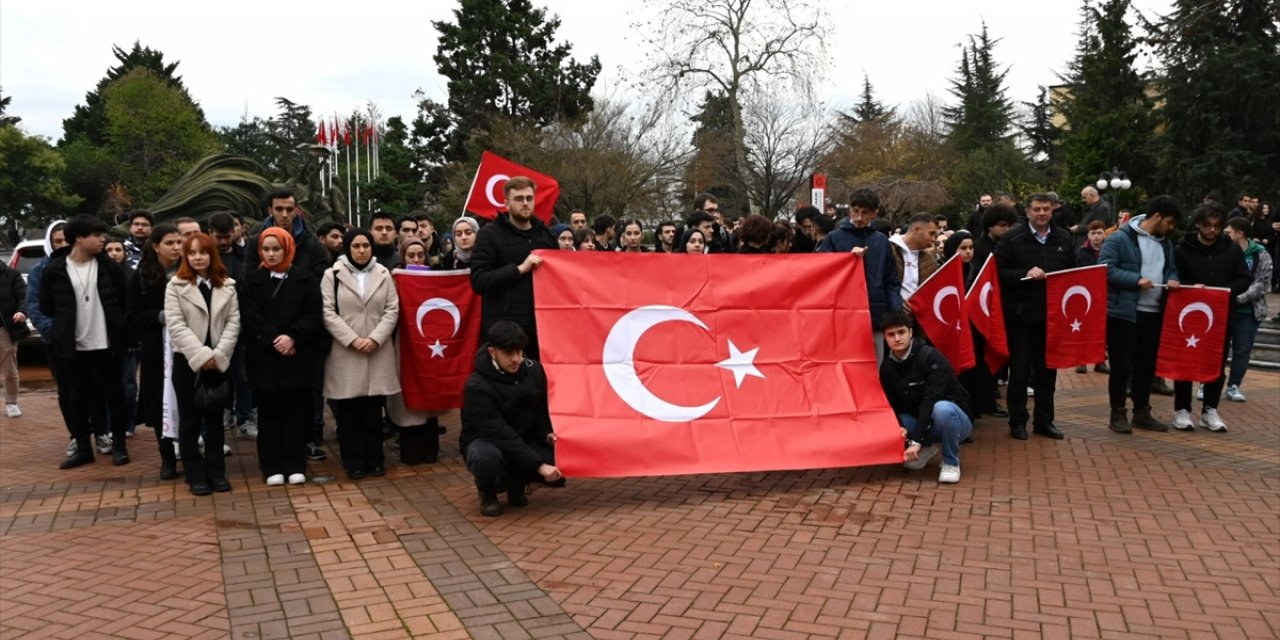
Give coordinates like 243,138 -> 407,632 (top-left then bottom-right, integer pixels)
470,176 -> 558,360
694,193 -> 729,253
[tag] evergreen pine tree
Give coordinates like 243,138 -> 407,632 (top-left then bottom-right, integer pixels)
943,22 -> 1015,154
61,42 -> 204,146
852,74 -> 892,124
1151,0 -> 1280,202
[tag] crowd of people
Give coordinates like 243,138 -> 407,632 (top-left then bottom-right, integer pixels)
0,178 -> 1273,515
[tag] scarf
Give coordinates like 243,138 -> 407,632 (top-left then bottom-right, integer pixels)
258,227 -> 295,273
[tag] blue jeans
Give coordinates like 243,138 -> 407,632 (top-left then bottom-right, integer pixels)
899,400 -> 973,467
1228,313 -> 1261,387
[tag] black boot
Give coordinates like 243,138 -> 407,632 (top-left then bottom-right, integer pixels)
159,437 -> 178,479
479,489 -> 502,517
423,419 -> 440,464
1132,406 -> 1170,432
60,440 -> 95,469
1109,408 -> 1131,434
399,427 -> 421,465
112,442 -> 130,466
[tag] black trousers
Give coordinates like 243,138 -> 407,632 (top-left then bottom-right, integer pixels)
173,354 -> 226,485
959,329 -> 1000,415
332,396 -> 385,472
463,439 -> 548,494
1107,312 -> 1163,410
1006,322 -> 1057,428
256,390 -> 310,478
56,349 -> 126,451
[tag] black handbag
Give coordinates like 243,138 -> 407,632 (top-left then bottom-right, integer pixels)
193,369 -> 231,411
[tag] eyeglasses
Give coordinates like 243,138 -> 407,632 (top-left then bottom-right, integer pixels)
703,207 -> 720,213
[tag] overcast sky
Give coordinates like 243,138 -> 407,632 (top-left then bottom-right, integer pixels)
2,0 -> 1173,142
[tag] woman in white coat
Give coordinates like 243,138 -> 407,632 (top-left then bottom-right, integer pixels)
322,229 -> 400,480
164,232 -> 241,496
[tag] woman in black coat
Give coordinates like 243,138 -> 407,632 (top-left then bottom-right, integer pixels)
237,227 -> 324,486
126,224 -> 184,479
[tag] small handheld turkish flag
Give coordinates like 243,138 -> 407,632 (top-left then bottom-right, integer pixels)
1044,265 -> 1107,368
533,252 -> 903,478
464,151 -> 560,224
394,269 -> 482,411
966,255 -> 1009,372
908,255 -> 976,371
1156,286 -> 1232,382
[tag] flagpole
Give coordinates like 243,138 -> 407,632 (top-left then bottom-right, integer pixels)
1021,263 -> 1109,281
344,120 -> 352,227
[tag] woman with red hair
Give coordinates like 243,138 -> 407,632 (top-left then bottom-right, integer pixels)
164,232 -> 241,496
237,227 -> 324,486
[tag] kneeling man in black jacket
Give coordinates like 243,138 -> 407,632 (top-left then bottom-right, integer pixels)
461,321 -> 564,516
878,311 -> 973,484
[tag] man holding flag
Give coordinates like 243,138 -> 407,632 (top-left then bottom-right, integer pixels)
993,192 -> 1076,441
1097,196 -> 1182,434
1168,204 -> 1251,432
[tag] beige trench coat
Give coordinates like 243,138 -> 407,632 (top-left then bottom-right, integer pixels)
321,262 -> 401,400
164,276 -> 240,372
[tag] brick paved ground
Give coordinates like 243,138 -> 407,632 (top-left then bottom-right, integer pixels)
2,368 -> 1277,639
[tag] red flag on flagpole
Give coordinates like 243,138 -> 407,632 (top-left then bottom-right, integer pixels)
1156,286 -> 1232,382
316,123 -> 327,146
464,151 -> 560,224
966,255 -> 1009,372
393,269 -> 482,411
907,255 -> 976,371
1044,265 -> 1108,368
533,252 -> 902,478
342,122 -> 351,146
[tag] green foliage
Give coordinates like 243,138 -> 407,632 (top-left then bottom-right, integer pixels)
146,154 -> 272,225
415,0 -> 601,177
218,115 -> 276,173
0,126 -> 82,224
1021,87 -> 1061,180
686,91 -> 748,215
943,22 -> 1016,154
101,68 -> 221,207
851,75 -> 892,124
1057,0 -> 1154,197
0,87 -> 20,128
59,139 -> 120,215
1150,0 -> 1280,203
62,42 -> 202,147
946,142 -> 1045,212
364,116 -> 426,213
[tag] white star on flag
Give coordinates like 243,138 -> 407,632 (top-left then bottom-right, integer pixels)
1070,319 -> 1082,333
1185,334 -> 1199,348
429,339 -> 447,358
717,340 -> 764,388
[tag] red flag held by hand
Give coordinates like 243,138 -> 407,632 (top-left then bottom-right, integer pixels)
1044,265 -> 1107,368
966,255 -> 1009,372
394,270 -> 482,411
464,151 -> 560,224
1156,286 -> 1232,382
533,252 -> 902,478
908,255 -> 975,371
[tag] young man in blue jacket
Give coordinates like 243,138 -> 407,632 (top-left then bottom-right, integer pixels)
1097,196 -> 1182,433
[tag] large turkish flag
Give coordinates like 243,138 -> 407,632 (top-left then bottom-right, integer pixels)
533,252 -> 903,478
908,255 -> 975,371
966,255 -> 1009,372
464,151 -> 560,224
1156,286 -> 1232,382
1044,265 -> 1108,368
393,269 -> 482,411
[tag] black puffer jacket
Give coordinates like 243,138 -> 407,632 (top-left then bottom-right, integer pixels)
237,265 -> 325,391
469,214 -> 556,336
878,339 -> 970,440
993,223 -> 1076,324
0,263 -> 29,341
460,346 -> 555,478
1173,234 -> 1251,297
39,249 -> 128,359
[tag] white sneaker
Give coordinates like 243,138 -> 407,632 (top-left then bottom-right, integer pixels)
1172,409 -> 1194,431
66,438 -> 78,456
237,421 -> 258,440
5,404 -> 21,418
95,434 -> 113,454
1027,386 -> 1035,397
1225,385 -> 1247,402
265,474 -> 285,486
287,473 -> 306,485
938,464 -> 961,484
223,444 -> 233,456
1200,408 -> 1228,432
904,444 -> 939,470
1196,385 -> 1204,400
